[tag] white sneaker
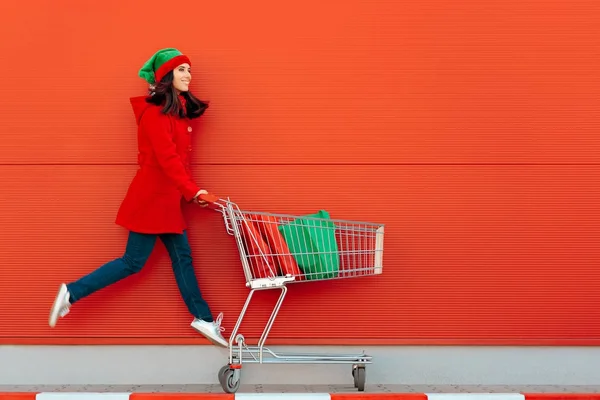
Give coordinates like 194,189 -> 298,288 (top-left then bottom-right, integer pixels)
191,312 -> 228,347
49,283 -> 71,328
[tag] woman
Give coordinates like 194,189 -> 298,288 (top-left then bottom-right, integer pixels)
48,48 -> 228,348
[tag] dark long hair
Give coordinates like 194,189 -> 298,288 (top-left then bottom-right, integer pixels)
145,70 -> 209,119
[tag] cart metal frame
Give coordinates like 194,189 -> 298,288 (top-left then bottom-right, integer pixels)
208,197 -> 384,393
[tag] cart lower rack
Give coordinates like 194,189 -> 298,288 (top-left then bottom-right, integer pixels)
205,196 -> 385,393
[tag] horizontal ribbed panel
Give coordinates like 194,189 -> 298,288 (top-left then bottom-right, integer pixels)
1,165 -> 600,343
0,0 -> 599,164
1,0 -> 600,345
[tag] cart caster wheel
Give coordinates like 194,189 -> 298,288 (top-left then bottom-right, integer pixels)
217,365 -> 229,386
218,366 -> 241,394
353,365 -> 366,391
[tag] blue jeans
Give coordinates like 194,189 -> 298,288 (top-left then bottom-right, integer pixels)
66,230 -> 214,322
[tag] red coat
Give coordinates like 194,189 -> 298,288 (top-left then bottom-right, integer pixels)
115,96 -> 201,234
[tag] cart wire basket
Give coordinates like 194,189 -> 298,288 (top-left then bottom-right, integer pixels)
202,194 -> 385,393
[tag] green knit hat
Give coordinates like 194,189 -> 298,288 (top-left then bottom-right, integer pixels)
138,48 -> 191,84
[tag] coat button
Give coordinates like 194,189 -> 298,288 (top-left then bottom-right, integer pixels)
188,145 -> 192,152
187,126 -> 192,133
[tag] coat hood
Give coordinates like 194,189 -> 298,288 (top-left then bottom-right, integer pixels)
130,96 -> 153,125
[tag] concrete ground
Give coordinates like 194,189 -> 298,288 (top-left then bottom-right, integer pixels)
1,385 -> 600,393
3,345 -> 600,387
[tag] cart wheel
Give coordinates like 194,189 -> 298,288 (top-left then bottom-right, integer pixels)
218,365 -> 229,386
218,366 -> 241,394
352,366 -> 359,388
354,366 -> 366,391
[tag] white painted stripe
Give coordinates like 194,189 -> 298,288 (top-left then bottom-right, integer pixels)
235,394 -> 331,400
36,393 -> 131,400
426,394 -> 525,400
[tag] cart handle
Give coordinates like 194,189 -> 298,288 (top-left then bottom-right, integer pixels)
198,192 -> 229,212
199,192 -> 221,204
198,193 -> 240,234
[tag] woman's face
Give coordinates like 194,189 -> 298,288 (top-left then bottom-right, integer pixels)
172,63 -> 191,93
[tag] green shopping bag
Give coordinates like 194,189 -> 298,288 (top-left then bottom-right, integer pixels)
278,210 -> 340,280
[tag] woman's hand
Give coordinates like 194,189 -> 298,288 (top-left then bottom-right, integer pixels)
193,189 -> 209,207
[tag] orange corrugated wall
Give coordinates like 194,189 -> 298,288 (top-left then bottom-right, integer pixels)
1,0 -> 599,346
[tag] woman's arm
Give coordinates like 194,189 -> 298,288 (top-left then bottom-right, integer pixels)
141,108 -> 201,202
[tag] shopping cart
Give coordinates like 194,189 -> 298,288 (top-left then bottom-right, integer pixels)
200,194 -> 385,393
